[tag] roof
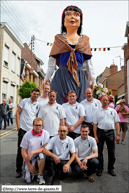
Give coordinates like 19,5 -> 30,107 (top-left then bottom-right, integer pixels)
117,83 -> 124,89
0,22 -> 24,49
106,70 -> 122,78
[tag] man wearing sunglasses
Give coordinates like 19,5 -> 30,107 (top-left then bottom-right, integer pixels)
43,125 -> 75,184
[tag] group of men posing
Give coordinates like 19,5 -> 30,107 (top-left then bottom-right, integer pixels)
15,83 -> 128,185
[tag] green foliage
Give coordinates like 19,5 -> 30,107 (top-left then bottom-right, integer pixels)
109,90 -> 112,95
18,80 -> 40,99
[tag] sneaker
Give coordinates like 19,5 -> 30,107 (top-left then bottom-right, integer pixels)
37,175 -> 45,185
121,141 -> 125,145
115,141 -> 119,144
15,171 -> 22,178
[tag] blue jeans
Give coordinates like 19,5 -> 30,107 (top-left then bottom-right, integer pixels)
7,111 -> 13,125
74,158 -> 99,176
0,115 -> 7,129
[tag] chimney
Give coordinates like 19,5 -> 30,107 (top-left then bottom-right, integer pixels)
110,64 -> 118,74
121,66 -> 124,71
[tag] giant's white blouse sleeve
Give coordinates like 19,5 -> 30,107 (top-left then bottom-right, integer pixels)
45,57 -> 56,81
85,59 -> 96,84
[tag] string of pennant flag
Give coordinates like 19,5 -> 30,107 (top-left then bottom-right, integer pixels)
35,38 -> 122,51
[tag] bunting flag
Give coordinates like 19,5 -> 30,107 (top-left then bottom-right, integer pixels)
34,38 -> 122,50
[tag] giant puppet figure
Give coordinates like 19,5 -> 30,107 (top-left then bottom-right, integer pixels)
44,5 -> 97,104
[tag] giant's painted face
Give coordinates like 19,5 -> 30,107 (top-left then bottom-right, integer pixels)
64,10 -> 80,29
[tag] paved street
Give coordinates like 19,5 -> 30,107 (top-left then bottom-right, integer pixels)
0,120 -> 129,193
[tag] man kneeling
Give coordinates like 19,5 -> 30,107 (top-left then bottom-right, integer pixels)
20,118 -> 49,184
74,124 -> 99,182
43,126 -> 75,185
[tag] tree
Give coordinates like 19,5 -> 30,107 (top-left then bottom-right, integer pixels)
18,80 -> 40,99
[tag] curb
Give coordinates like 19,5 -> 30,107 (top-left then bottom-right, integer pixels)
0,128 -> 17,137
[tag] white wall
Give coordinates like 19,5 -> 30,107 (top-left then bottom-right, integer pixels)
1,29 -> 22,117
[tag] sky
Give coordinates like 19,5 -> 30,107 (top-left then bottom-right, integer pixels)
1,0 -> 129,78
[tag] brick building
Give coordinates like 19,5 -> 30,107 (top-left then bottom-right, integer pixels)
97,64 -> 124,97
21,43 -> 45,89
122,21 -> 129,104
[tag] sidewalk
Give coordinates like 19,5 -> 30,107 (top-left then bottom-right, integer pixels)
0,118 -> 17,137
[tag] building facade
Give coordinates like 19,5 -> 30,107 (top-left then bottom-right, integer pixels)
97,64 -> 124,97
122,21 -> 129,104
21,43 -> 45,90
0,22 -> 24,116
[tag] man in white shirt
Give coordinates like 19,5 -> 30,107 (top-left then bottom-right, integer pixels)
74,124 -> 99,182
38,90 -> 66,137
93,95 -> 120,177
16,88 -> 41,178
21,118 -> 49,184
38,90 -> 66,181
37,83 -> 51,106
81,88 -> 101,137
62,90 -> 85,139
43,126 -> 75,185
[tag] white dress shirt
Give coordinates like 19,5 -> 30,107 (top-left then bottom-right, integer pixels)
93,107 -> 120,130
81,98 -> 101,123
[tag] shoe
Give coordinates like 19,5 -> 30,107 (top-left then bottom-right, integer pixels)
88,175 -> 94,182
96,170 -> 102,176
108,170 -> 116,176
3,128 -> 6,130
115,141 -> 119,144
60,173 -> 66,180
15,172 -> 22,178
121,141 -> 125,145
0,128 -> 1,130
47,175 -> 54,185
37,175 -> 45,185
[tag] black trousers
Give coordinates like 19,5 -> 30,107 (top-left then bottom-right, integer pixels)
97,128 -> 116,171
83,121 -> 94,137
46,158 -> 72,177
16,128 -> 26,172
74,158 -> 99,176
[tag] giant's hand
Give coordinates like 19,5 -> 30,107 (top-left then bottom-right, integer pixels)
92,83 -> 97,89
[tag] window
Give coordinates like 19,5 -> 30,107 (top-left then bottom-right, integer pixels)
17,58 -> 21,76
12,52 -> 16,72
10,85 -> 14,96
2,82 -> 7,100
4,46 -> 9,67
10,96 -> 13,103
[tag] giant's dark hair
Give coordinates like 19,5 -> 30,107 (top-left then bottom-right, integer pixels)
61,5 -> 83,35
